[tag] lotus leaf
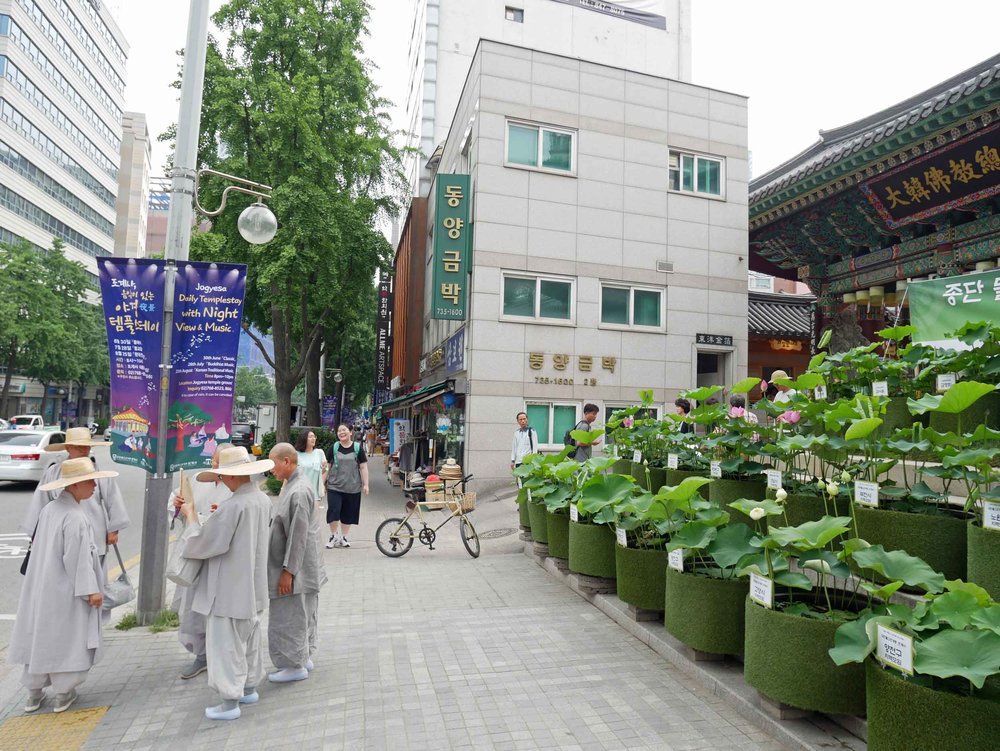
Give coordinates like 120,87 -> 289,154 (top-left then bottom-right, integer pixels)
730,377 -> 762,394
845,417 -> 883,441
543,486 -> 573,511
907,380 -> 997,415
970,606 -> 1000,636
767,516 -> 853,550
707,523 -> 758,569
667,522 -> 717,552
808,351 -> 827,370
817,328 -> 832,350
570,427 -> 605,445
577,474 -> 636,516
655,476 -> 714,502
679,385 -> 723,402
930,590 -> 982,630
943,579 -> 993,607
773,570 -> 813,590
798,549 -> 851,579
696,507 -> 730,527
859,580 -> 904,601
829,612 -> 884,665
914,629 -> 1000,689
877,324 -> 918,342
789,372 -> 825,391
943,448 -> 998,468
728,498 -> 784,517
850,545 -> 945,593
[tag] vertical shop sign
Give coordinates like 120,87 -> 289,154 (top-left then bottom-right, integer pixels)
375,271 -> 393,394
431,174 -> 471,320
445,327 -> 465,375
98,258 -> 166,472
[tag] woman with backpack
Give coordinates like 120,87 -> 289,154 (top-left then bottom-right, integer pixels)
324,423 -> 369,549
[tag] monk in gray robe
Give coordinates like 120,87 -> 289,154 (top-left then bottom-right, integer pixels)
9,457 -> 117,714
266,443 -> 328,683
179,446 -> 273,721
22,427 -> 130,571
168,451 -> 231,679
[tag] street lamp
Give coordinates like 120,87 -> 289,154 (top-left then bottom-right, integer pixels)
192,167 -> 277,244
333,370 -> 344,427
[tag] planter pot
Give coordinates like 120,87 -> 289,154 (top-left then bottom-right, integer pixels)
546,510 -> 570,560
743,597 -> 866,715
768,493 -> 836,530
527,501 -> 549,544
630,461 -> 649,488
615,546 -> 668,612
855,505 -> 968,581
880,396 -> 927,436
866,660 -> 1000,751
647,466 -> 666,493
517,493 -> 531,529
610,459 -> 631,475
664,569 -> 748,656
968,522 -> 1000,600
709,478 -> 765,525
568,520 -> 616,579
930,391 -> 1000,433
664,468 -> 702,487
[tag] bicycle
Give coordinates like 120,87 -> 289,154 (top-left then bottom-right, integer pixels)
375,474 -> 480,559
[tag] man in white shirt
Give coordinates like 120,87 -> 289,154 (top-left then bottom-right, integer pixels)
510,412 -> 539,470
770,369 -> 798,404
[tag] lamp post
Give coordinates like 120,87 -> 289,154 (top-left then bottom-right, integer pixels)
333,370 -> 344,427
136,0 -> 277,624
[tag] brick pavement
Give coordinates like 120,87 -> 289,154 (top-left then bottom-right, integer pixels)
0,465 -> 788,750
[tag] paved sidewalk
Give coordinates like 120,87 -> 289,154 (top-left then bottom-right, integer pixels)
0,465 -> 786,750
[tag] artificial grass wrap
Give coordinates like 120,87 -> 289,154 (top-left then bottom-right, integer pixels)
568,520 -> 616,578
518,499 -> 531,528
968,522 -> 1000,600
615,546 -> 668,611
628,464 -> 666,491
880,396 -> 926,436
663,468 -> 703,487
865,660 -> 1000,751
709,478 -> 765,526
527,501 -> 549,544
648,466 -> 666,492
929,391 -> 1000,433
743,597 -> 866,715
767,493 -> 830,530
854,505 -> 968,581
610,459 -> 631,475
664,569 -> 748,656
546,510 -> 570,560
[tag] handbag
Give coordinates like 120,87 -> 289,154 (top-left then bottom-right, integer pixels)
103,542 -> 135,610
19,525 -> 36,576
167,526 -> 203,587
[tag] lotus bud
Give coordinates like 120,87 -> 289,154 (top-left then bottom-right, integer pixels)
749,507 -> 766,521
817,479 -> 827,492
802,559 -> 834,575
840,471 -> 851,484
775,488 -> 788,503
826,481 -> 840,497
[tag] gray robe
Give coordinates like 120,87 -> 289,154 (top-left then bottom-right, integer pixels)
268,469 -> 327,668
9,493 -> 103,675
22,458 -> 130,558
180,482 -> 271,620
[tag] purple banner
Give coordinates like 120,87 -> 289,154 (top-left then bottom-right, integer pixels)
166,262 -> 247,472
98,258 -> 166,472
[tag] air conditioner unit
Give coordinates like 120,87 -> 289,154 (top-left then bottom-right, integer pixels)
656,261 -> 674,273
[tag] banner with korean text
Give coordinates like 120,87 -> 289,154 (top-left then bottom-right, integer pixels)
909,269 -> 1000,347
431,174 -> 471,320
98,258 -> 166,472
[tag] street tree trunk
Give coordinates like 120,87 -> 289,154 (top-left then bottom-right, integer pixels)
0,338 -> 16,417
305,341 -> 321,426
38,382 -> 50,424
271,281 -> 293,444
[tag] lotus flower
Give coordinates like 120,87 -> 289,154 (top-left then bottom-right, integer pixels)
827,481 -> 840,497
775,488 -> 788,503
623,417 -> 634,428
840,470 -> 851,484
729,406 -> 746,418
778,410 -> 801,424
760,380 -> 769,392
750,507 -> 766,521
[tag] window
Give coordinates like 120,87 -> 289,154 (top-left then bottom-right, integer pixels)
506,120 -> 575,174
502,273 -> 574,322
749,273 -> 773,292
600,285 -> 663,328
526,403 -> 577,447
505,6 -> 524,22
669,150 -> 723,197
604,405 -> 659,444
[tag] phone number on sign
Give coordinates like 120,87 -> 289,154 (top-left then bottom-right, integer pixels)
534,377 -> 599,386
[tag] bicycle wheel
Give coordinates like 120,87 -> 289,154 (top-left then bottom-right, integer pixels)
375,517 -> 414,558
459,515 -> 480,559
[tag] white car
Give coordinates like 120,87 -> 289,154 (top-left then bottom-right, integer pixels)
0,430 -> 67,483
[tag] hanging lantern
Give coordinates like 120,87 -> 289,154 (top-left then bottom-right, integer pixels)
869,286 -> 885,300
855,290 -> 870,303
884,292 -> 897,307
975,261 -> 995,272
843,293 -> 857,304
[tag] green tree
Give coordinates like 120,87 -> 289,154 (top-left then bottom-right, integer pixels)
235,366 -> 275,411
0,242 -> 52,416
179,0 -> 403,442
73,304 -> 110,421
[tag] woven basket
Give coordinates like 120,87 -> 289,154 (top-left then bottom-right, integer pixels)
448,492 -> 477,512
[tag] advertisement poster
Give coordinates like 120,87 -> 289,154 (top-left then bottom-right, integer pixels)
322,395 -> 338,430
98,258 -> 166,472
909,269 -> 1000,347
390,418 -> 410,455
165,262 -> 248,472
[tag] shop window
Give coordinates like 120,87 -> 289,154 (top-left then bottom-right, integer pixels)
526,402 -> 577,447
502,273 -> 574,322
600,284 -> 663,329
604,405 -> 659,443
668,150 -> 724,198
506,120 -> 575,174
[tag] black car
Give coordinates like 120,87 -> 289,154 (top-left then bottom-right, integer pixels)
230,423 -> 255,449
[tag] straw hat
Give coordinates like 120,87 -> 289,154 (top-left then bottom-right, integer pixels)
46,426 -> 101,452
770,370 -> 790,383
39,456 -> 118,491
196,445 -> 274,482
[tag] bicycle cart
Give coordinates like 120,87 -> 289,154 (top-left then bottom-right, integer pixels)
376,474 -> 480,559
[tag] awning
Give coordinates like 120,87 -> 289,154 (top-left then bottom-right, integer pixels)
375,380 -> 454,414
748,292 -> 814,338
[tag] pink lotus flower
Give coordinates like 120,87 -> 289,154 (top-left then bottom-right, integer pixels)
778,410 -> 801,424
623,417 -> 634,428
760,380 -> 769,392
729,407 -> 746,419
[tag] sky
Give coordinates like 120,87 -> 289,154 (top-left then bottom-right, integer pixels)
118,1 -> 1000,179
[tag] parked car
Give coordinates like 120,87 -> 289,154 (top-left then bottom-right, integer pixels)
0,418 -> 8,430
9,415 -> 45,430
230,423 -> 255,449
0,430 -> 67,483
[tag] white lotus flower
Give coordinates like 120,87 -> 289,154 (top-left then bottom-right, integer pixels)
827,481 -> 840,497
750,507 -> 766,521
840,470 -> 851,484
775,488 -> 788,502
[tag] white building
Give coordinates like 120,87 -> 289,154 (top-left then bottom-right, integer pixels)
114,110 -> 150,257
0,0 -> 127,280
403,0 -> 692,197
397,40 -> 748,492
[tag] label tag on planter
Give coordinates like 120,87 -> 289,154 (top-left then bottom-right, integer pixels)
983,501 -> 1000,531
710,461 -> 722,478
872,380 -> 889,397
854,480 -> 880,508
667,453 -> 679,469
765,469 -> 782,490
668,548 -> 684,572
876,624 -> 914,675
749,572 -> 773,609
936,373 -> 957,392
813,384 -> 827,400
632,449 -> 642,463
616,527 -> 627,547
569,503 -> 579,522
527,488 -> 533,503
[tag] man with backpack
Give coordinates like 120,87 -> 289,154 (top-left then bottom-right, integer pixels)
569,403 -> 601,462
510,412 -> 539,471
325,423 -> 369,549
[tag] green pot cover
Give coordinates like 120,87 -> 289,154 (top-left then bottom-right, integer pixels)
664,468 -> 703,487
546,510 -> 570,560
610,459 -> 631,475
929,392 -> 1000,433
664,569 -> 748,656
527,501 -> 549,544
615,546 -> 668,611
854,505 -> 967,582
968,522 -> 1000,601
568,520 -> 616,578
710,478 -> 765,526
518,498 -> 531,528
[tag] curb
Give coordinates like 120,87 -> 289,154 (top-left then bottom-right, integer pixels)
524,543 -> 867,751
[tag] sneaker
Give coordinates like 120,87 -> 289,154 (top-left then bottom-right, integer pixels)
268,667 -> 309,683
205,701 -> 241,720
24,689 -> 44,713
239,688 -> 259,705
325,534 -> 337,549
339,537 -> 351,548
53,689 -> 78,714
304,658 -> 314,672
180,656 -> 207,679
